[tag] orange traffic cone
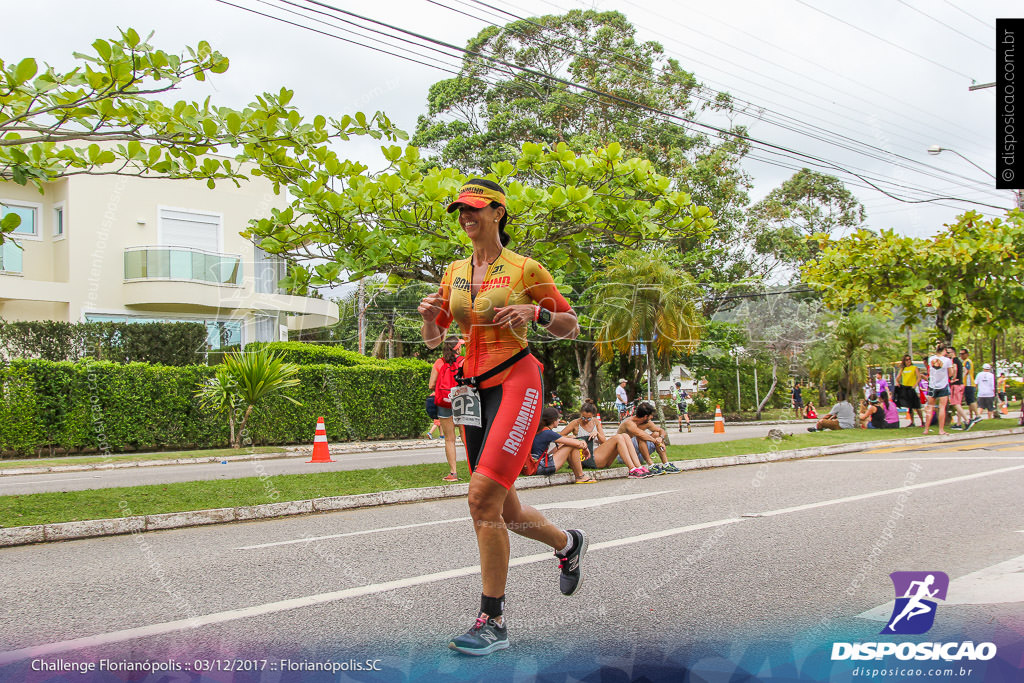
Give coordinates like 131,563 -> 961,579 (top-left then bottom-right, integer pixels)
307,417 -> 334,463
1001,403 -> 1009,415
713,405 -> 726,434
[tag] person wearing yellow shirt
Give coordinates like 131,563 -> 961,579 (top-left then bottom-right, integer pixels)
896,355 -> 924,427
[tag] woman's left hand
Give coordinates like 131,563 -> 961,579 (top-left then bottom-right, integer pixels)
492,304 -> 534,328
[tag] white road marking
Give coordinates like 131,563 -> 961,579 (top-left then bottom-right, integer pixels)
858,553 -> 1024,621
808,457 -> 1024,462
234,490 -> 676,550
3,465 -> 1023,663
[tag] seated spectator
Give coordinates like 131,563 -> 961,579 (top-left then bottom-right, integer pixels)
616,402 -> 679,474
530,407 -> 596,484
808,393 -> 856,431
859,396 -> 881,429
561,399 -> 648,476
804,402 -> 818,419
878,391 -> 900,428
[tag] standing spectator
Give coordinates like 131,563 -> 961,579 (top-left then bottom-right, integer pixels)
874,371 -> 890,397
976,363 -> 997,420
615,378 -> 629,418
960,348 -> 981,424
896,355 -> 924,427
808,392 -> 856,431
670,381 -> 691,432
923,342 -> 953,436
946,345 -> 975,430
429,337 -> 465,482
862,378 -> 873,400
997,373 -> 1008,411
791,381 -> 805,418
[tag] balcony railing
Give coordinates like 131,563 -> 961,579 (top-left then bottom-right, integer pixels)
124,246 -> 241,285
0,240 -> 23,274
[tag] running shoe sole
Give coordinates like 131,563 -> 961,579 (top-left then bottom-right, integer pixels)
449,640 -> 509,656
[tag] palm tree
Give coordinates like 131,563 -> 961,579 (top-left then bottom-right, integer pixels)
589,249 -> 704,432
196,347 -> 302,448
803,311 -> 894,403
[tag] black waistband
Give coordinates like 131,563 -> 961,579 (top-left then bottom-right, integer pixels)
455,347 -> 531,388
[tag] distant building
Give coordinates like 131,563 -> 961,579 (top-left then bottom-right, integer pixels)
0,171 -> 337,350
657,364 -> 702,397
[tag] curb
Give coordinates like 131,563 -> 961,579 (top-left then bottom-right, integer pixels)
0,439 -> 440,478
1,427 -> 1021,549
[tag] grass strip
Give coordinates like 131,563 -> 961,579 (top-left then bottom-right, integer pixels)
0,461 -> 475,528
1,419 -> 1018,528
667,418 -> 1015,460
0,447 -> 287,470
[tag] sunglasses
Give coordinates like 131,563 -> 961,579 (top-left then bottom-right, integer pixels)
580,415 -> 594,422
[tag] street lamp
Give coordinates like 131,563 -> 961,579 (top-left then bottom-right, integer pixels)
927,145 -> 1023,210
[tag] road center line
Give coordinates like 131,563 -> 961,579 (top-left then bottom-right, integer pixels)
0,477 -> 96,487
2,464 -> 1022,664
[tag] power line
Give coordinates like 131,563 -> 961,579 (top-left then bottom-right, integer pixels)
220,0 -> 1013,212
893,0 -> 992,51
792,0 -> 976,80
938,0 -> 995,31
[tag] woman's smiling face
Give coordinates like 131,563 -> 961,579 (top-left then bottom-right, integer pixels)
458,203 -> 503,240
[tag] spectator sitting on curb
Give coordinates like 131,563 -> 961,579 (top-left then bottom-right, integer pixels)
560,399 -> 650,476
531,407 -> 596,484
616,402 -> 679,474
808,392 -> 856,432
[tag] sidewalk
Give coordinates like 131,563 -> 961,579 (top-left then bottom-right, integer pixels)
1,425 -> 1020,548
0,419 -> 810,477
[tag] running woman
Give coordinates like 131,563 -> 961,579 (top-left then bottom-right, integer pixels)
418,178 -> 586,656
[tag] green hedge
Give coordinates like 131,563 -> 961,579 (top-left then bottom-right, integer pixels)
246,341 -> 385,366
0,321 -> 208,366
0,358 -> 431,457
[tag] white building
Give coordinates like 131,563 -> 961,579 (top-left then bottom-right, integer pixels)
0,172 -> 337,349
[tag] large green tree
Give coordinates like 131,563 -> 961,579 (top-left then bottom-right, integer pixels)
247,141 -> 716,288
802,311 -> 897,402
802,210 -> 1024,343
0,28 -> 401,240
411,9 -> 753,296
744,168 -> 866,277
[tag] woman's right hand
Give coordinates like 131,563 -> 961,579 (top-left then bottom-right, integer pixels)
418,292 -> 445,323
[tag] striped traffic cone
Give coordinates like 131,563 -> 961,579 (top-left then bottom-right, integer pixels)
307,417 -> 334,463
713,405 -> 726,434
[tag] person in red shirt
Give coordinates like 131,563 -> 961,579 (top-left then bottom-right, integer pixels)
418,179 -> 584,656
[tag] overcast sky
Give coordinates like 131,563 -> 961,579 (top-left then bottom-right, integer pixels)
4,0 -> 1017,238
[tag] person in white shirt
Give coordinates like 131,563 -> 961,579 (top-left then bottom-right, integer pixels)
614,378 -> 629,419
975,363 -> 997,419
923,342 -> 954,436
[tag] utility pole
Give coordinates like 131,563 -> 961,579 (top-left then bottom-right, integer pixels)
357,278 -> 366,355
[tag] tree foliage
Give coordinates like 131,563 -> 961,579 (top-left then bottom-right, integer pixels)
248,140 -> 715,286
801,311 -> 896,399
745,168 -> 866,276
0,28 -> 401,240
803,210 -> 1024,342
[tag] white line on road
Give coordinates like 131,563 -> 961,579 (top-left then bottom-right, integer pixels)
807,457 -> 1024,462
234,490 -> 676,550
3,465 -> 1022,664
857,553 -> 1024,621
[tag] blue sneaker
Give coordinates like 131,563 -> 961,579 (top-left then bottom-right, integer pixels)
661,462 -> 681,473
449,615 -> 509,656
648,463 -> 666,475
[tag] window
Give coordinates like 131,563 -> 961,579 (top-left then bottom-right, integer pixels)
0,240 -> 23,273
1,202 -> 39,238
158,207 -> 220,252
84,314 -> 242,350
254,245 -> 286,294
53,204 -> 64,238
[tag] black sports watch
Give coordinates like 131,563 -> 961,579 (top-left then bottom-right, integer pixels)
536,307 -> 553,327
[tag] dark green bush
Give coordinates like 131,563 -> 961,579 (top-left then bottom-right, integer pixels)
246,341 -> 385,366
0,358 -> 430,457
0,321 -> 208,366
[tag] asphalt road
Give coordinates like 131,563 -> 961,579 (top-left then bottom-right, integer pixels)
0,422 -> 799,495
1,437 -> 1022,681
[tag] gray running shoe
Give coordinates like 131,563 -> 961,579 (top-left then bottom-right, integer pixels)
449,615 -> 509,656
964,417 -> 978,431
557,529 -> 588,596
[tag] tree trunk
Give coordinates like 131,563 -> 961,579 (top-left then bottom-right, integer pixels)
935,307 -> 953,344
648,345 -> 670,444
234,405 -> 254,449
756,358 -> 778,419
228,407 -> 237,449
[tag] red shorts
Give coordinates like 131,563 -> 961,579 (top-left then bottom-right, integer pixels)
461,354 -> 544,489
950,384 -> 964,406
